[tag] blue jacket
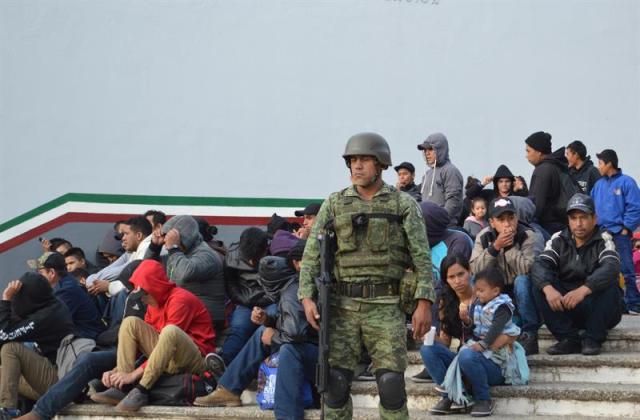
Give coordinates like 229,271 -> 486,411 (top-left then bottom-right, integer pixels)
53,275 -> 105,340
591,170 -> 640,234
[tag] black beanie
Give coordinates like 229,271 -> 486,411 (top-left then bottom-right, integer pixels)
525,131 -> 552,155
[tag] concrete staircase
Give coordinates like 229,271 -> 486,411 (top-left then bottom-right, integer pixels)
57,316 -> 640,419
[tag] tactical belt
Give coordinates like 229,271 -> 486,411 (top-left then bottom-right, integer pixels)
335,281 -> 399,298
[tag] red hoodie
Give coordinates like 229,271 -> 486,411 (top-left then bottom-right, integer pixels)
129,260 -> 216,356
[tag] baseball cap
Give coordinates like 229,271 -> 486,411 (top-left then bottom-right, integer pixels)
489,198 -> 517,218
27,252 -> 66,271
566,193 -> 595,215
294,203 -> 321,217
596,149 -> 618,169
417,132 -> 447,151
393,161 -> 416,174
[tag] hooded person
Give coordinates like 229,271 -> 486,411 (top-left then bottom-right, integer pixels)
466,165 -> 529,204
417,133 -> 464,225
91,260 -> 215,412
146,215 -> 225,332
0,273 -> 74,418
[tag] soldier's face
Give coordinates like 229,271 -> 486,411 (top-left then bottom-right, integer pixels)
396,169 -> 414,188
349,155 -> 380,187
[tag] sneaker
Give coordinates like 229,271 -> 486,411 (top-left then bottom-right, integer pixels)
115,388 -> 148,412
205,352 -> 227,379
90,387 -> 127,405
470,399 -> 495,417
0,408 -> 21,420
193,386 -> 242,407
581,338 -> 602,356
429,397 -> 454,415
546,338 -> 581,355
517,332 -> 539,355
627,304 -> 640,315
411,368 -> 433,383
354,363 -> 375,381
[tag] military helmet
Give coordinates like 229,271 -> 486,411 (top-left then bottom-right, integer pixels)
342,132 -> 392,168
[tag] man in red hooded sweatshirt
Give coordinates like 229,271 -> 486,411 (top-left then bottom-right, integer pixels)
91,260 -> 216,412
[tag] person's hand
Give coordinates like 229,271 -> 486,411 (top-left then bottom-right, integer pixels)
302,298 -> 320,331
514,177 -> 525,192
251,306 -> 266,325
482,175 -> 493,186
490,334 -> 518,350
459,302 -> 471,324
101,369 -> 118,388
543,285 -> 564,312
151,228 -> 165,246
111,367 -> 143,389
87,279 -> 110,296
621,228 -> 629,236
261,327 -> 276,346
40,238 -> 51,252
562,286 -> 591,310
2,281 -> 22,301
411,299 -> 432,340
470,342 -> 485,352
493,229 -> 515,251
164,228 -> 181,249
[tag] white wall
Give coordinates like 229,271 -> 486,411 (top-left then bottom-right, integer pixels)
2,0 -> 639,222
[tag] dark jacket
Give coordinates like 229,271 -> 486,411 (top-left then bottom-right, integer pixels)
0,273 -> 74,361
148,215 -> 226,324
400,182 -> 422,202
466,165 -> 529,203
224,245 -> 272,308
569,157 -> 601,194
266,276 -> 317,350
258,256 -> 296,304
529,148 -> 570,227
54,274 -> 105,340
422,201 -> 473,259
531,227 -> 620,293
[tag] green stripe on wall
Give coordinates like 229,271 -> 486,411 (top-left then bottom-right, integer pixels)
0,193 -> 321,234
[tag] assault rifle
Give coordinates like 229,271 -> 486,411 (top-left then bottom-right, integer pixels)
316,221 -> 335,419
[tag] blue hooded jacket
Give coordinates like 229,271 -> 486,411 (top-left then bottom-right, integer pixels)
590,170 -> 640,233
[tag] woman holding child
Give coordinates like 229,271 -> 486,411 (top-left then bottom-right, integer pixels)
420,255 -> 529,417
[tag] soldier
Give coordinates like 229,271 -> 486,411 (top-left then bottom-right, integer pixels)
299,133 -> 435,420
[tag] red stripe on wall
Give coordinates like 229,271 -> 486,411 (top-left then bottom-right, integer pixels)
0,212 -> 296,253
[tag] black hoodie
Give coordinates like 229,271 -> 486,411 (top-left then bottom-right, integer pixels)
568,157 -> 601,194
0,272 -> 74,361
529,147 -> 570,227
466,164 -> 529,203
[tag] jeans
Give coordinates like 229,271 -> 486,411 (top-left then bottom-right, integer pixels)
219,326 -> 270,394
457,348 -> 504,401
420,342 -> 456,385
273,343 -> 318,420
614,233 -> 640,307
33,350 -> 117,420
533,278 -> 623,343
222,304 -> 277,365
512,275 -> 541,334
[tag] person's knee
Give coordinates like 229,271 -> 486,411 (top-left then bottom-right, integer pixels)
278,344 -> 300,363
458,347 -> 478,367
375,369 -> 406,411
121,315 -> 144,332
160,324 -> 181,340
325,367 -> 353,409
0,341 -> 23,358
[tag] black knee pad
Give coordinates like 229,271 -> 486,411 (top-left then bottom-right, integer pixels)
325,367 -> 353,409
375,369 -> 407,411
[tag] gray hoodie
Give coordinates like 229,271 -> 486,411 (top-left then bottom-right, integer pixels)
154,215 -> 226,324
419,133 -> 464,225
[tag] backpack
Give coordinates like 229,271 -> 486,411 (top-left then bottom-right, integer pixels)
148,372 -> 215,406
554,170 -> 581,219
256,352 -> 314,410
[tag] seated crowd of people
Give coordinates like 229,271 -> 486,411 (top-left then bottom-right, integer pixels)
0,132 -> 639,419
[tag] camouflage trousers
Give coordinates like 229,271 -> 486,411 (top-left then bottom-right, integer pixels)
325,297 -> 408,420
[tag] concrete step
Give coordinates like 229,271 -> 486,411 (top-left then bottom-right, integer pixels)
404,351 -> 640,384
56,403 -> 617,420
350,380 -> 640,417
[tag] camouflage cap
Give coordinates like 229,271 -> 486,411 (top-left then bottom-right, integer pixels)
27,252 -> 66,271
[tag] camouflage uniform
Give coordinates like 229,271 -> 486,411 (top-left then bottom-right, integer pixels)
299,183 -> 435,420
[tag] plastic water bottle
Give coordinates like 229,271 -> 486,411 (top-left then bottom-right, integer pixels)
423,326 -> 436,346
